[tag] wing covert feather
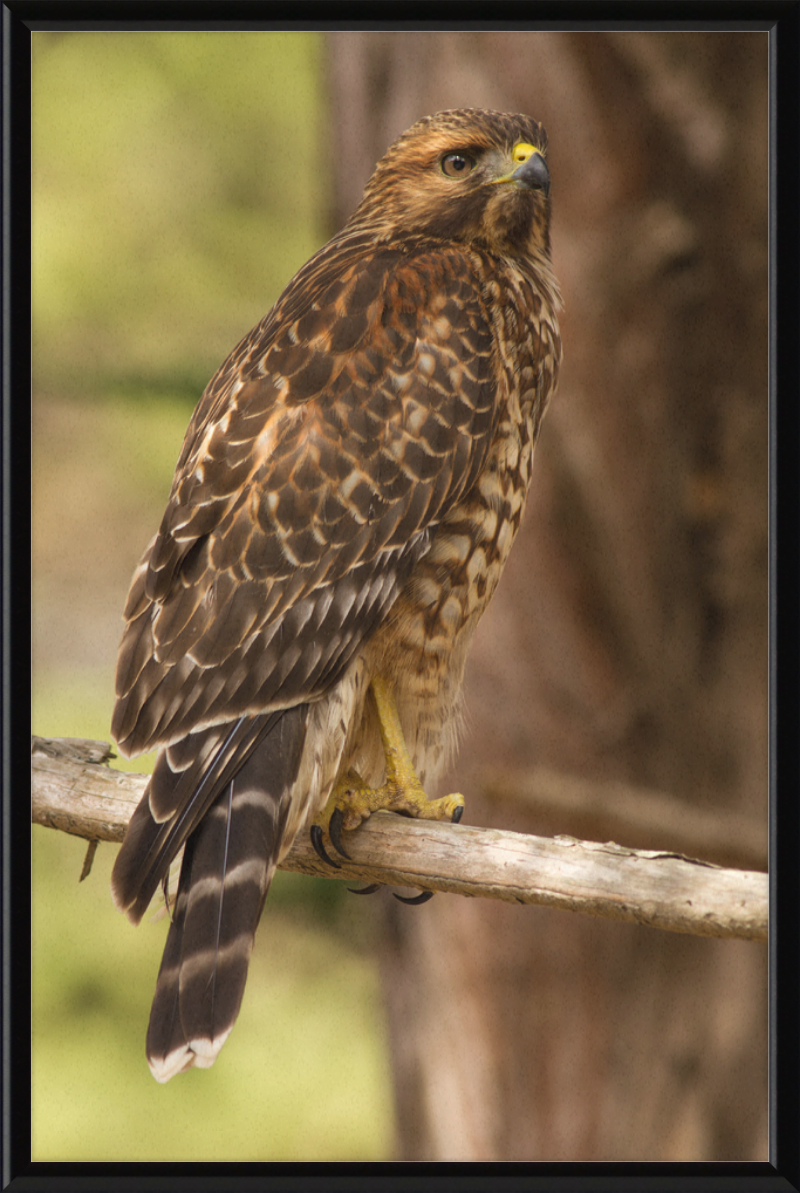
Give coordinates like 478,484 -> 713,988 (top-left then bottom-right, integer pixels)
113,241 -> 497,756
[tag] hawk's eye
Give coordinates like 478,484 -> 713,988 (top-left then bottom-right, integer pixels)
441,152 -> 476,179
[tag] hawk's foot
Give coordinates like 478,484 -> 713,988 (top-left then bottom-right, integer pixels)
309,675 -> 464,864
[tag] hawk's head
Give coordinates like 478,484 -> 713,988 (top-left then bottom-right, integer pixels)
350,108 -> 553,261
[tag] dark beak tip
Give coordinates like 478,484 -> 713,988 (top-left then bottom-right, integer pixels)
512,154 -> 550,195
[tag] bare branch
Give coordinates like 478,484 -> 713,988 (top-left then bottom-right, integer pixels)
31,736 -> 767,942
480,766 -> 768,872
32,736 -> 140,845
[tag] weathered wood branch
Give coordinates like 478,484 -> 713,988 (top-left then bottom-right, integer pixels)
31,736 -> 768,942
480,766 -> 768,872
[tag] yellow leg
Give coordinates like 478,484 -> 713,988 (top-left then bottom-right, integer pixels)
311,675 -> 464,862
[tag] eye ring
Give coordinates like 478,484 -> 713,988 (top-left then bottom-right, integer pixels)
441,152 -> 476,179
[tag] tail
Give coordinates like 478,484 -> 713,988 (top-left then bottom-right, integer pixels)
115,706 -> 309,1083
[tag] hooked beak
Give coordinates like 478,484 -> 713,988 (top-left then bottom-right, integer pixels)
492,145 -> 550,196
509,151 -> 550,195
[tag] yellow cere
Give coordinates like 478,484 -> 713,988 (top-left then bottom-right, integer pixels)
511,143 -> 540,164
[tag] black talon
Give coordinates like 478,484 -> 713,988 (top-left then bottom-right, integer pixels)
451,805 -> 464,824
348,883 -> 381,896
310,824 -> 341,870
394,889 -> 435,905
161,873 -> 174,922
328,807 -> 352,860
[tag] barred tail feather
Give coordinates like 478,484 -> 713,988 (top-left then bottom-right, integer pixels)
110,714 -> 282,925
141,705 -> 308,1082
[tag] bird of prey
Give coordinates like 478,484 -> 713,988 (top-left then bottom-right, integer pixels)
110,107 -> 562,1083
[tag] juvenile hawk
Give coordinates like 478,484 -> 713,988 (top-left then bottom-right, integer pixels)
111,107 -> 562,1082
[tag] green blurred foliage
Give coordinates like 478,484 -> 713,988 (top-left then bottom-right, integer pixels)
32,31 -> 395,1161
33,829 -> 393,1161
33,30 -> 328,392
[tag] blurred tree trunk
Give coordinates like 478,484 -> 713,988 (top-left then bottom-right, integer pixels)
326,31 -> 768,1161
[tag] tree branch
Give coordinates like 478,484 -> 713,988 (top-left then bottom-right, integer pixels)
479,766 -> 768,872
31,736 -> 767,942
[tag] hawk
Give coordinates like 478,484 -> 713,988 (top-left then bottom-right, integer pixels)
110,107 -> 562,1082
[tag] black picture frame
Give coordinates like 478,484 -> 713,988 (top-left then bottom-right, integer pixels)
9,5 -> 799,1191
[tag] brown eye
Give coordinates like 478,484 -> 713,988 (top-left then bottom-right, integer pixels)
441,152 -> 476,179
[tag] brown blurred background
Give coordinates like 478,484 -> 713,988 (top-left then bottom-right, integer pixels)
32,30 -> 768,1161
